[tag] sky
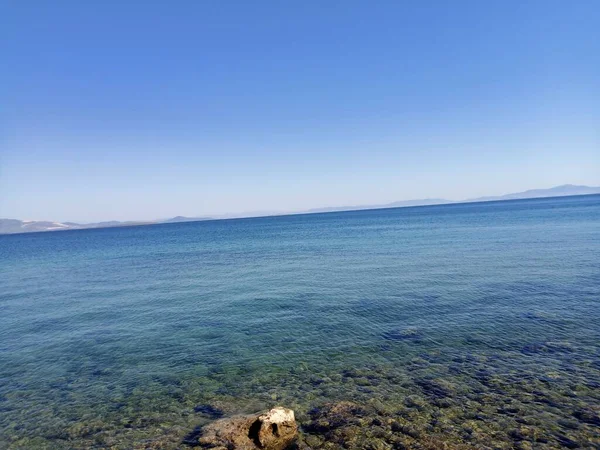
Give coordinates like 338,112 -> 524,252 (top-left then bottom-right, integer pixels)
2,1 -> 599,222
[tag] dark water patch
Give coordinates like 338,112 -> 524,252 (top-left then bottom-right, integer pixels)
182,425 -> 203,446
573,408 -> 600,426
194,404 -> 224,418
414,378 -> 456,400
555,433 -> 581,448
522,311 -> 561,323
381,327 -> 423,342
521,341 -> 574,355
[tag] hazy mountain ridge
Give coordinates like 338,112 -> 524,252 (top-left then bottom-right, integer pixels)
1,185 -> 598,235
161,216 -> 213,223
305,185 -> 599,214
465,184 -> 600,202
0,219 -> 152,234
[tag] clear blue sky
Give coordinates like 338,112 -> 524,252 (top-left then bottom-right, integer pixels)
2,1 -> 599,222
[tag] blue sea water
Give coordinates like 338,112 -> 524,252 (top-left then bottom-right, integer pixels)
1,195 -> 599,449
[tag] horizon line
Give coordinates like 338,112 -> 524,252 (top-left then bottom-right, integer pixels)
2,190 -> 599,237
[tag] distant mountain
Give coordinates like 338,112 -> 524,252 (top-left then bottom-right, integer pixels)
161,216 -> 213,223
466,184 -> 600,203
215,210 -> 287,219
1,185 -> 598,235
0,219 -> 79,234
0,219 -> 153,234
305,185 -> 599,214
386,198 -> 452,208
0,216 -> 214,234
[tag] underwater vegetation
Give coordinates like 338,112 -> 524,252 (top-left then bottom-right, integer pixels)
2,337 -> 599,449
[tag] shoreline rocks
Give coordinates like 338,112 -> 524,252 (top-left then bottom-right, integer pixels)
196,406 -> 297,450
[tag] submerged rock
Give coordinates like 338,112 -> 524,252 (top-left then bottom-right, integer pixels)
196,406 -> 297,450
415,378 -> 456,400
305,401 -> 368,433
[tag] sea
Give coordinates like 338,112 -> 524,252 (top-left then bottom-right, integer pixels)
1,195 -> 599,449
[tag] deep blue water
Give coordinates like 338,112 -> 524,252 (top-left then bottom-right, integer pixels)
1,195 -> 600,449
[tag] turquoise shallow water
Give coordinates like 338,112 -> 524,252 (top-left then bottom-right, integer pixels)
1,195 -> 600,449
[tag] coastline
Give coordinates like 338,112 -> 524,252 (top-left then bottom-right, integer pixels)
2,192 -> 599,236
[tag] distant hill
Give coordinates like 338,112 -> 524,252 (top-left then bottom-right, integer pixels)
0,217 -> 206,235
1,185 -> 598,235
465,184 -> 600,202
306,185 -> 599,214
161,216 -> 212,223
0,219 -> 153,235
0,219 -> 80,234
